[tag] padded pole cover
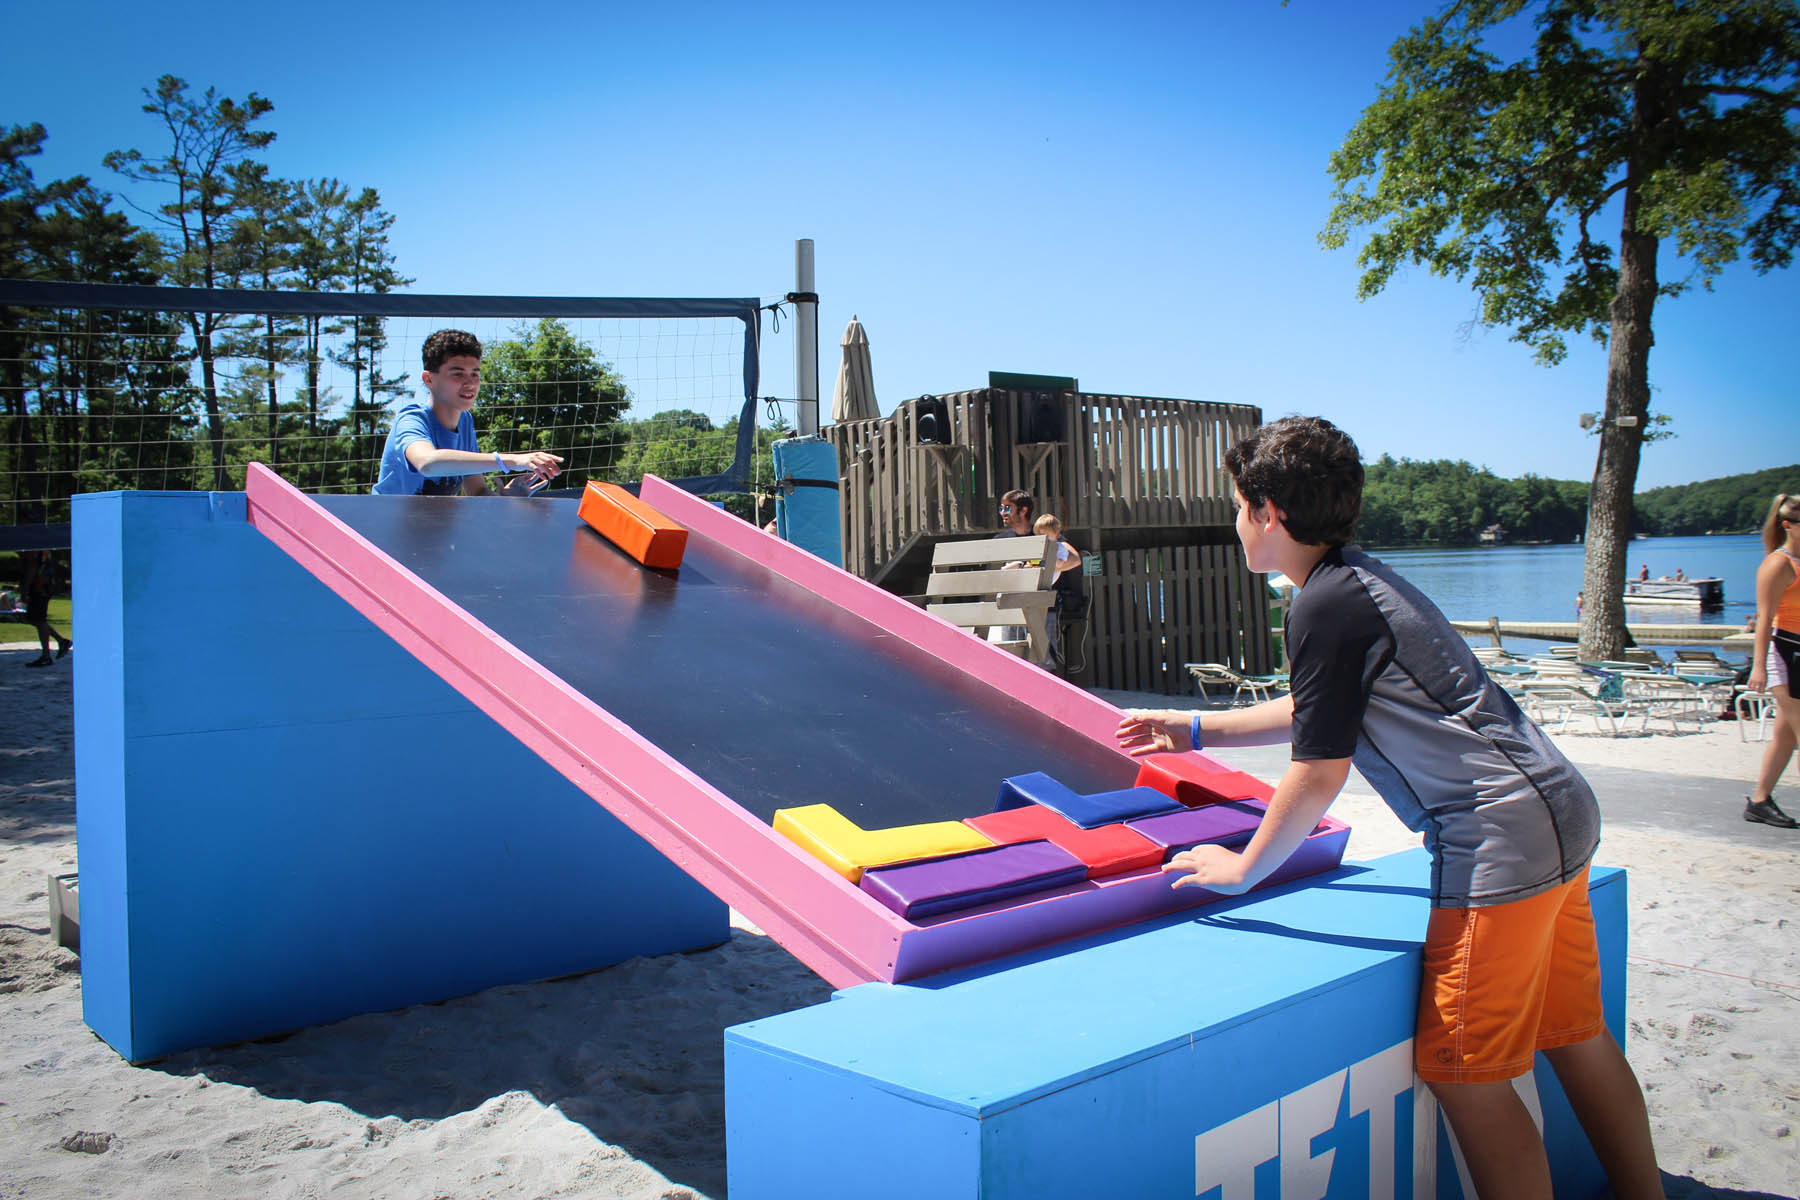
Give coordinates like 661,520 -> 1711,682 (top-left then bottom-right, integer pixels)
577,481 -> 688,569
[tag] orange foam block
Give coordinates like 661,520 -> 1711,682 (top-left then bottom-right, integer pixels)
577,481 -> 688,569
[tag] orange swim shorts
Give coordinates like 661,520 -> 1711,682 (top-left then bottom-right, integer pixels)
1414,867 -> 1606,1084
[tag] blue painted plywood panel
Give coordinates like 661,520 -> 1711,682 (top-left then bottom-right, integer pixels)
74,491 -> 727,1062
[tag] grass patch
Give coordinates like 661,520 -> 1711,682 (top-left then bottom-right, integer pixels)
1,597 -> 72,644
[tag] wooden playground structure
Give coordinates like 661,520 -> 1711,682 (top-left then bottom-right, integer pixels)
825,387 -> 1275,694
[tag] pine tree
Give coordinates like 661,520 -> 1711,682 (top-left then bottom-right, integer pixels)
105,76 -> 277,492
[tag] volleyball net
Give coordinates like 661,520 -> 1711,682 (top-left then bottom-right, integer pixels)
0,280 -> 772,529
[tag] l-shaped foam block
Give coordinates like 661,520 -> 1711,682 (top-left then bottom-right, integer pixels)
964,805 -> 1164,879
859,840 -> 1089,920
773,804 -> 995,883
994,772 -> 1183,829
577,481 -> 688,569
1126,801 -> 1268,858
1134,754 -> 1270,807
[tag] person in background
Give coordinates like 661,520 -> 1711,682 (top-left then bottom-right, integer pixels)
1575,590 -> 1584,615
996,489 -> 1035,539
1033,513 -> 1082,674
1744,493 -> 1800,829
1673,567 -> 1687,582
372,329 -> 564,497
986,490 -> 1037,651
21,550 -> 71,668
1638,564 -> 1650,581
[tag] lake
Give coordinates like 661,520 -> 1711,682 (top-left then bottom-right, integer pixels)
1368,533 -> 1767,658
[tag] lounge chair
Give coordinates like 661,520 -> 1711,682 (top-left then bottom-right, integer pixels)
1516,680 -> 1627,736
1735,691 -> 1777,742
1184,663 -> 1289,706
1619,674 -> 1712,735
1673,648 -> 1740,674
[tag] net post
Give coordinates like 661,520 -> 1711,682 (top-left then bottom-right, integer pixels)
795,238 -> 820,436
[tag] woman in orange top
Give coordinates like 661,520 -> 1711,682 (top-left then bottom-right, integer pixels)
1745,492 -> 1800,828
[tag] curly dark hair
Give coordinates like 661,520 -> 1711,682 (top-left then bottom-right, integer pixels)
1223,416 -> 1363,546
422,329 -> 483,372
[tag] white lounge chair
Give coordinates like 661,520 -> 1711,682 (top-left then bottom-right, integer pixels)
1185,662 -> 1289,706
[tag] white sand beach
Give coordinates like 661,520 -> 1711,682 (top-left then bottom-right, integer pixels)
3,649 -> 1796,1198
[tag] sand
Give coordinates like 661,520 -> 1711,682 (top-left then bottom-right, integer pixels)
3,649 -> 1796,1198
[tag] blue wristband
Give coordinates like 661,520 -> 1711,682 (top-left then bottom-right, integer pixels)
494,452 -> 506,472
1190,714 -> 1205,751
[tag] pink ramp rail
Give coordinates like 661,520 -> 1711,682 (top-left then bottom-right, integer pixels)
244,464 -> 1346,985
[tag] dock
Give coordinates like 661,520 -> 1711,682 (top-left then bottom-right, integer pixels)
1451,618 -> 1751,650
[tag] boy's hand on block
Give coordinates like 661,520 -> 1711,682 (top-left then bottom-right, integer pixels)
1163,844 -> 1251,894
1115,709 -> 1192,757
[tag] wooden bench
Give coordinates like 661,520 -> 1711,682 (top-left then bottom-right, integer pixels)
925,536 -> 1057,662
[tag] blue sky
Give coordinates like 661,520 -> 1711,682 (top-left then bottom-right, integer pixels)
6,0 -> 1794,489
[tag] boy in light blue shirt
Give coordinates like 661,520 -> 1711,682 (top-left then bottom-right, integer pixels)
373,329 -> 563,496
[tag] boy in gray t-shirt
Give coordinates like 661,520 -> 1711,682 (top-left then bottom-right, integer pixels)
1117,417 -> 1661,1200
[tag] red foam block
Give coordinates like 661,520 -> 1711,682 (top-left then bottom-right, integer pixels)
1134,753 -> 1271,807
965,805 -> 1164,879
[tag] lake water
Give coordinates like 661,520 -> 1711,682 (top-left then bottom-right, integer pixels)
1368,534 -> 1767,658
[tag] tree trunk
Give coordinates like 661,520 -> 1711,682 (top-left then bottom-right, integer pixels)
1579,68 -> 1661,662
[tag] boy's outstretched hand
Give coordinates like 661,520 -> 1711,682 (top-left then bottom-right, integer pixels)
1114,709 -> 1192,757
507,450 -> 564,480
1163,844 -> 1251,894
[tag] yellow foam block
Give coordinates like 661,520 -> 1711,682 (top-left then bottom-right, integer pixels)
773,804 -> 994,883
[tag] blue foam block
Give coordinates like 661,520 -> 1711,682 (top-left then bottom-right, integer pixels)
995,772 -> 1183,829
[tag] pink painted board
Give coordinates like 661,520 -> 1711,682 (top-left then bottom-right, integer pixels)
246,465 -> 1349,986
245,464 -> 913,987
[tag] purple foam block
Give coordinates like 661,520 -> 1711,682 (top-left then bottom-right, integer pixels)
1127,800 -> 1267,857
860,840 -> 1089,920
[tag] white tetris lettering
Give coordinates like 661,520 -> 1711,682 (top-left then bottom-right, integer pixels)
1193,1101 -> 1277,1200
1195,1040 -> 1414,1199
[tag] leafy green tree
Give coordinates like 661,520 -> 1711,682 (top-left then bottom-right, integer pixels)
2,123 -> 189,521
1322,0 -> 1800,657
1636,463 -> 1800,533
477,319 -> 629,488
105,75 -> 276,491
1,123 -> 69,519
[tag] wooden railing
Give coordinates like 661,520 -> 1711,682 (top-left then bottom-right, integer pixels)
1088,544 -> 1276,692
828,388 -> 1262,580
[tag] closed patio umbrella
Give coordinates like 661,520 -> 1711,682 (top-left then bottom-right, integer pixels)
830,315 -> 878,424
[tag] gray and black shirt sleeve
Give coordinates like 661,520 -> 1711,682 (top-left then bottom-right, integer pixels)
1285,547 -> 1600,908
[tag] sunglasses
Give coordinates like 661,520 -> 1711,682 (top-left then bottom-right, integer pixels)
999,506 -> 1013,515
